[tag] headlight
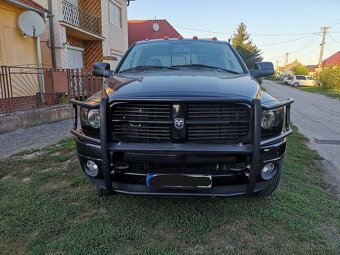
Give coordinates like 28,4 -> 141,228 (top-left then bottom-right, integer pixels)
88,109 -> 100,128
261,108 -> 283,130
80,107 -> 100,129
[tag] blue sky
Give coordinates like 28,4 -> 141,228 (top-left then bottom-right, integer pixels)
128,0 -> 340,66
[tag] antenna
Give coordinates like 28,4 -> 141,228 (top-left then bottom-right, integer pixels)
18,11 -> 45,38
18,11 -> 46,103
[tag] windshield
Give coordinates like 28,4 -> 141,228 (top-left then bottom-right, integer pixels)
117,40 -> 245,74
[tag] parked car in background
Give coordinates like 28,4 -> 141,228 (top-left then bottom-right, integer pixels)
283,76 -> 293,85
289,75 -> 315,87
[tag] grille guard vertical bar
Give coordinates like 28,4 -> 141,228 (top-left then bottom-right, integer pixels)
100,92 -> 113,194
247,99 -> 261,196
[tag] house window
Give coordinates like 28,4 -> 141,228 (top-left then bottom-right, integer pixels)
109,1 -> 121,27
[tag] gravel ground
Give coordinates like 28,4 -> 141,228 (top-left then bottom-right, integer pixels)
262,80 -> 340,196
0,119 -> 73,159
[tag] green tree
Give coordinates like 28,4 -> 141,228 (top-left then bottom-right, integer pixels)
292,64 -> 309,75
231,22 -> 263,69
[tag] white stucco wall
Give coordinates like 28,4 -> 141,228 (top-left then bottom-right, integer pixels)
102,0 -> 128,69
35,0 -> 68,68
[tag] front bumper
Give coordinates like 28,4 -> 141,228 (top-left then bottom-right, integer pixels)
70,96 -> 293,197
76,137 -> 285,197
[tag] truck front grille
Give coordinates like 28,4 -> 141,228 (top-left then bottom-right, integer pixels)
187,103 -> 250,143
111,103 -> 172,142
187,104 -> 249,121
111,102 -> 250,143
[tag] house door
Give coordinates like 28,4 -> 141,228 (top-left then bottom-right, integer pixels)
67,46 -> 84,97
67,46 -> 84,69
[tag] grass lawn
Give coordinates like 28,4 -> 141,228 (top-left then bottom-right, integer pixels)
297,86 -> 340,100
0,127 -> 339,255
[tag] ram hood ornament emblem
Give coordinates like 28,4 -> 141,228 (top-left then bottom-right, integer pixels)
174,118 -> 185,129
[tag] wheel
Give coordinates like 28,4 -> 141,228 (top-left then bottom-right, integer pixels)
256,168 -> 282,197
95,186 -> 108,197
293,82 -> 299,87
283,81 -> 288,85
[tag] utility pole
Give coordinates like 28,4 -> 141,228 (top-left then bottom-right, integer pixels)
318,26 -> 329,70
285,53 -> 289,69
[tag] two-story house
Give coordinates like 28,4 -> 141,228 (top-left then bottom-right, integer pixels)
0,0 -> 129,114
35,0 -> 129,70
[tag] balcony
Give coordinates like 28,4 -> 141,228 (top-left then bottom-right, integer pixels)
60,0 -> 103,40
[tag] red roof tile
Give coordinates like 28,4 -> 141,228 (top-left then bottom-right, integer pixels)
128,19 -> 182,46
13,0 -> 49,13
323,51 -> 340,66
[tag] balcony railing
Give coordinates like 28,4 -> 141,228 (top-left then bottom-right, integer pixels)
60,0 -> 100,36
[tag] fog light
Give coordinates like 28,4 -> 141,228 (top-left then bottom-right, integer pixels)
85,160 -> 99,177
261,163 -> 276,180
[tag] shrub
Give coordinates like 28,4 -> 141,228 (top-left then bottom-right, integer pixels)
317,66 -> 340,90
292,64 -> 309,75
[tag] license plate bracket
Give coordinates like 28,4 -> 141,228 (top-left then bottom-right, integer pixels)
146,174 -> 212,189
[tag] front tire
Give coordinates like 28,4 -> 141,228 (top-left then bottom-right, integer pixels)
256,168 -> 282,197
96,186 -> 108,197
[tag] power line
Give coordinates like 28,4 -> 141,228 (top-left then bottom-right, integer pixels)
332,21 -> 340,27
264,36 -> 320,62
174,25 -> 321,37
174,26 -> 232,35
261,35 -> 316,47
297,45 -> 320,59
289,35 -> 321,54
327,17 -> 340,26
329,35 -> 340,44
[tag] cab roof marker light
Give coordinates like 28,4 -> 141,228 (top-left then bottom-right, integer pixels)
193,36 -> 198,40
212,37 -> 217,41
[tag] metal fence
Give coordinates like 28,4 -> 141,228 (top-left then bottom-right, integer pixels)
0,66 -> 102,114
67,68 -> 103,100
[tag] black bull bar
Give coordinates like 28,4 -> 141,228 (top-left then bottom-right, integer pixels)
70,91 -> 294,196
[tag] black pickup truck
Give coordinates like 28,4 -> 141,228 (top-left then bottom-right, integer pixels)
70,39 -> 293,197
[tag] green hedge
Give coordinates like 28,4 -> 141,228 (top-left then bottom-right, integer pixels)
317,66 -> 340,90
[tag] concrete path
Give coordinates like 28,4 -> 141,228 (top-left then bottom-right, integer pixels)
0,119 -> 73,159
262,80 -> 340,195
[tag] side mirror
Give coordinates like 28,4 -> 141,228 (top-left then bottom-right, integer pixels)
249,62 -> 275,78
93,62 -> 113,78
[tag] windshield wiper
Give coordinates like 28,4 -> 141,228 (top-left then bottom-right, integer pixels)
119,65 -> 178,73
171,64 -> 241,74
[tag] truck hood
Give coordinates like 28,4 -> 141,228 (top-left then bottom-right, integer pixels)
100,70 -> 262,101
